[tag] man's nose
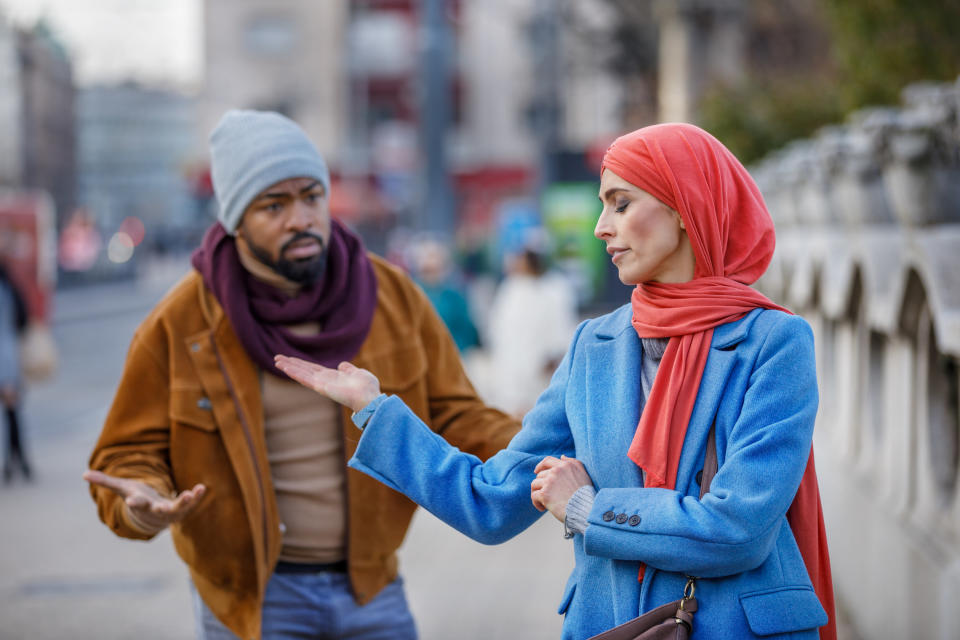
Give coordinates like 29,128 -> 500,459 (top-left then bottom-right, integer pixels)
286,200 -> 314,230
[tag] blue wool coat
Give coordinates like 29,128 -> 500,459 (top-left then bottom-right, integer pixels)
350,304 -> 828,639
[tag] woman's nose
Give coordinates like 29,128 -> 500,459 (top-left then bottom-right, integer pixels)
594,210 -> 613,240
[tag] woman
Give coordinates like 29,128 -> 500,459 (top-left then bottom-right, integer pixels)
276,123 -> 836,639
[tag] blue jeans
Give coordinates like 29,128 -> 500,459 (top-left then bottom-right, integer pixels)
192,572 -> 418,640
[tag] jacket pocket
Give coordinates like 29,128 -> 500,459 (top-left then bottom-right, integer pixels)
739,585 -> 827,636
557,574 -> 577,615
170,387 -> 219,432
370,343 -> 428,393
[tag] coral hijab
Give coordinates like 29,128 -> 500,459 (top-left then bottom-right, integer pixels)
601,123 -> 836,639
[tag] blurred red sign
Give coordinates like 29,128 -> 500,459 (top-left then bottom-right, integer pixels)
0,190 -> 56,322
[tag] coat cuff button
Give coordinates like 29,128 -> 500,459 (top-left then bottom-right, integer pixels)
602,510 -> 615,522
615,513 -> 628,524
628,515 -> 641,526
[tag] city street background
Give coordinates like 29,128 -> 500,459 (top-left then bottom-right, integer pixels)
1,0 -> 958,637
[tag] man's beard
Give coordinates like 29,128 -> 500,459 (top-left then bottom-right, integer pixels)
246,231 -> 328,285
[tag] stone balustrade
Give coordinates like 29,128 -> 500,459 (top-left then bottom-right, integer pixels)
751,76 -> 960,640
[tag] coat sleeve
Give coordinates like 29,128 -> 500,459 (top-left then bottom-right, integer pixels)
349,322 -> 588,545
414,283 -> 520,459
583,314 -> 818,577
87,321 -> 176,540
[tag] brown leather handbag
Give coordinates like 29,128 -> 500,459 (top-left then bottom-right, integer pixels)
586,426 -> 719,640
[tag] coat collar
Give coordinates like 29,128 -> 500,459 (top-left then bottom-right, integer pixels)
590,303 -> 764,349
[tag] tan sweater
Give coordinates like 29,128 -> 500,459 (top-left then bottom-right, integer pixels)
240,250 -> 346,564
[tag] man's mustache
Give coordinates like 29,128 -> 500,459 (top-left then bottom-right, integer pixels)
281,232 -> 326,256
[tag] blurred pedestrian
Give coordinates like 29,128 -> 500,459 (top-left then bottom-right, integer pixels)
83,110 -> 519,640
486,235 -> 577,416
0,262 -> 31,483
276,123 -> 836,640
411,238 -> 479,353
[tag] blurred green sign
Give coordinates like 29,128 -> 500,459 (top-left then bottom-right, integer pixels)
541,182 -> 606,302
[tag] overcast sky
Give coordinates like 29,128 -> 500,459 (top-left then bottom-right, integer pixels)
0,0 -> 201,89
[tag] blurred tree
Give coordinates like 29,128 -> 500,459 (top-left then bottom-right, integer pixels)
703,0 -> 960,163
820,0 -> 960,109
565,0 -> 960,163
700,0 -> 841,163
699,74 -> 845,164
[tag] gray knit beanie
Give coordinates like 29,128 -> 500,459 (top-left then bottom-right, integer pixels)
209,110 -> 331,234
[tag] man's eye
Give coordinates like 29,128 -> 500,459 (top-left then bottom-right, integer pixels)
264,202 -> 284,212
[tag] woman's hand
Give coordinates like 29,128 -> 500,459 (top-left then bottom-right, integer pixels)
530,455 -> 592,523
274,355 -> 381,413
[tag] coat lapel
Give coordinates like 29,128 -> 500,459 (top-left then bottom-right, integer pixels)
583,314 -> 645,488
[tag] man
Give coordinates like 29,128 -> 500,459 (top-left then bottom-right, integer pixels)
84,110 -> 520,640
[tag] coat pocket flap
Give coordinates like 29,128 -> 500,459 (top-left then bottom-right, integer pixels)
739,586 -> 827,636
557,574 -> 577,615
170,388 -> 219,432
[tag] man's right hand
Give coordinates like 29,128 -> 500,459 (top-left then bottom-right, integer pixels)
83,470 -> 206,534
274,355 -> 382,413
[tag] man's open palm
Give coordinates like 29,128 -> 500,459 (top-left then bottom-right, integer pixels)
83,470 -> 206,533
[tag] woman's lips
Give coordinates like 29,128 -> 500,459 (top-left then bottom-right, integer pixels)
609,248 -> 630,264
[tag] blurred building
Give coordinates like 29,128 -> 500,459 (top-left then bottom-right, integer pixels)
656,0 -> 747,123
17,21 -> 75,224
200,0 -> 348,165
0,15 -> 22,188
0,13 -> 75,225
76,84 -> 200,255
198,0 -> 622,234
457,0 -> 621,167
754,78 -> 960,640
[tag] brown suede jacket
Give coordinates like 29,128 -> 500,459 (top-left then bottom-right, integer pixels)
88,254 -> 520,640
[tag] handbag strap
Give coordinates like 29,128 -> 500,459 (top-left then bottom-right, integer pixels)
676,424 -> 716,610
699,423 -> 718,500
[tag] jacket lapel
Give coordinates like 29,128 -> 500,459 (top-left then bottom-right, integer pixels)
186,295 -> 275,584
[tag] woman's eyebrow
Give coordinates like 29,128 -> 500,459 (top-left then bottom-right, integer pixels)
599,187 -> 628,201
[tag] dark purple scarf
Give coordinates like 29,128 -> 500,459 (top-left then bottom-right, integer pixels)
191,221 -> 378,376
